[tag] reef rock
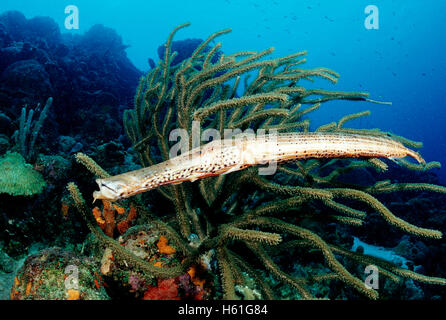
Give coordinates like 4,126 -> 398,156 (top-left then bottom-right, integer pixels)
0,10 -> 142,147
10,247 -> 109,300
98,224 -> 213,300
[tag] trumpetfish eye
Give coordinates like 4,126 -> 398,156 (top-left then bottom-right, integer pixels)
101,182 -> 117,192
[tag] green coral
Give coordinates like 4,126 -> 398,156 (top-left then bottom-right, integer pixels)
0,152 -> 46,196
69,24 -> 446,300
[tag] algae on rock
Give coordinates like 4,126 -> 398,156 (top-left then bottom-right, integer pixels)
0,152 -> 46,196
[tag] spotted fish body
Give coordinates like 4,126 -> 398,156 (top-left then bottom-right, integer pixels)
93,132 -> 425,202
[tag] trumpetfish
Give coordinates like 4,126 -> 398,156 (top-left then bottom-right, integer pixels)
93,132 -> 424,202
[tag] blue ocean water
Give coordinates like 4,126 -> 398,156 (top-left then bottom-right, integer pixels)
2,0 -> 444,184
1,1 -> 446,303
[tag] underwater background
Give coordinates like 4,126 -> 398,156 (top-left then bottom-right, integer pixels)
0,0 -> 445,301
2,0 -> 445,182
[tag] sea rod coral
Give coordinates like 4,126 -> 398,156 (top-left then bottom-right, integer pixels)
68,23 -> 446,299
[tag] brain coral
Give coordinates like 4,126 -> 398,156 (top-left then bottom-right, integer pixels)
0,152 -> 46,196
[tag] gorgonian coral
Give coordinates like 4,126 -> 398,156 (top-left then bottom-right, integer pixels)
69,23 -> 446,300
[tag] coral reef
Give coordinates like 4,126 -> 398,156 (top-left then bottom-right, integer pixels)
0,151 -> 46,196
0,11 -> 141,147
96,224 -> 212,299
12,97 -> 52,162
68,24 -> 446,300
0,245 -> 20,300
92,200 -> 138,237
10,247 -> 109,300
0,10 -> 144,257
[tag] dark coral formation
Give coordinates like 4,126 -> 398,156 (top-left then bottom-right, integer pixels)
0,11 -> 142,147
0,11 -> 142,255
157,38 -> 221,66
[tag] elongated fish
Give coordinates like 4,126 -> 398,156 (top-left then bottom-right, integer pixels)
93,132 -> 424,202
